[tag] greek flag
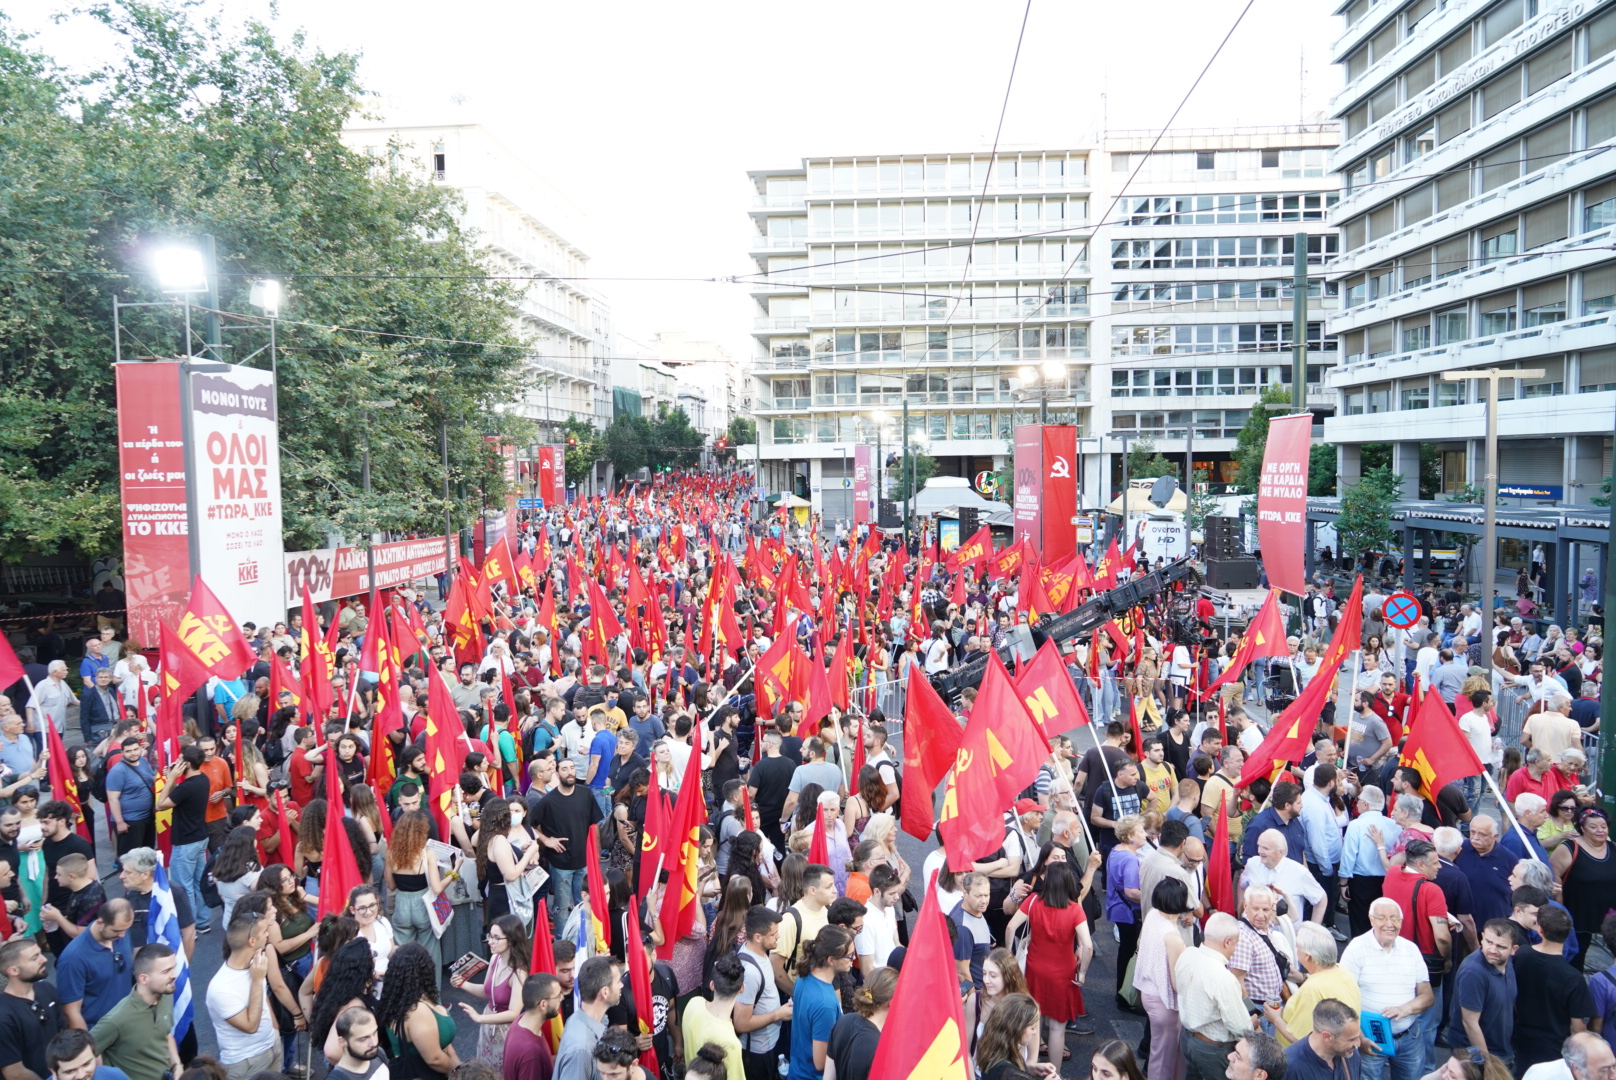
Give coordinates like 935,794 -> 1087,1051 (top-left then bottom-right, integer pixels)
149,861 -> 194,1041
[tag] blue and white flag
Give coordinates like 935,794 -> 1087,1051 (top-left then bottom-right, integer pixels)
149,861 -> 194,1041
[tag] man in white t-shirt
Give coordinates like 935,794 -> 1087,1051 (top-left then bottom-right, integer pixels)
1520,1031 -> 1615,1080
1413,633 -> 1442,695
855,865 -> 904,974
1456,690 -> 1495,768
206,912 -> 281,1080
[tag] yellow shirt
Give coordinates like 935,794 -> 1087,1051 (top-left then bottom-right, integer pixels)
682,998 -> 745,1080
1141,761 -> 1178,815
1278,964 -> 1361,1046
1201,774 -> 1244,843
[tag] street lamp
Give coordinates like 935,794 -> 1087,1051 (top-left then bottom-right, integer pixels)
249,279 -> 283,382
869,410 -> 891,519
1442,367 -> 1541,676
1017,360 -> 1068,424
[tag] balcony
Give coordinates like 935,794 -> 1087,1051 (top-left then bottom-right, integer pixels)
754,316 -> 809,332
1111,296 -> 1341,315
806,301 -> 1090,327
1328,308 -> 1616,388
751,194 -> 807,210
749,234 -> 808,253
1331,0 -> 1477,109
1325,385 -> 1616,443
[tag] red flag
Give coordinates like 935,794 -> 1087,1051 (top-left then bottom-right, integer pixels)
754,620 -> 800,719
1398,688 -> 1485,803
529,900 -> 564,1053
299,586 -> 335,721
850,711 -> 866,786
1014,640 -> 1088,746
273,789 -> 296,871
1202,589 -> 1289,697
269,652 -> 301,713
807,801 -> 830,865
585,821 -> 612,951
1091,537 -> 1122,591
798,640 -> 832,737
900,664 -> 964,841
867,873 -> 971,1080
0,635 -> 24,696
655,722 -> 704,960
740,783 -> 758,833
423,669 -> 464,840
828,632 -> 853,711
317,729 -> 364,919
938,654 -> 1046,870
954,526 -> 992,570
174,576 -> 255,679
1207,790 -> 1235,915
626,899 -> 661,1078
948,570 -> 967,607
44,724 -> 91,842
513,546 -> 538,594
1238,576 -> 1364,787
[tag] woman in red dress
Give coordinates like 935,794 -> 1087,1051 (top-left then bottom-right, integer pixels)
1005,858 -> 1094,1070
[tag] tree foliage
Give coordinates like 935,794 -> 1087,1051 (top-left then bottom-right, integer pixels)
558,416 -> 599,491
1308,444 -> 1338,497
1336,466 -> 1403,566
603,415 -> 651,478
1125,438 -> 1177,483
1231,384 -> 1296,495
891,450 -> 938,502
0,3 -> 532,559
649,405 -> 704,470
725,416 -> 757,448
1593,475 -> 1611,508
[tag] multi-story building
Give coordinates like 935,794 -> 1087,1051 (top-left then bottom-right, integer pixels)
747,130 -> 1346,517
1098,127 -> 1342,492
650,331 -> 746,441
1323,0 -> 1616,504
747,151 -> 1099,508
342,106 -> 612,432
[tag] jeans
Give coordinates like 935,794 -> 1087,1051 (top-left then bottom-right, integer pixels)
1414,982 -> 1444,1077
1360,1024 -> 1422,1080
593,788 -> 612,818
170,839 -> 210,928
551,866 -> 588,921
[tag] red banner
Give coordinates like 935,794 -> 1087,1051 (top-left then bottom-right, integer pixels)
116,362 -> 191,648
283,536 -> 452,606
1257,413 -> 1312,596
1042,425 -> 1077,564
852,444 -> 872,525
537,446 -> 564,506
1012,425 -> 1043,553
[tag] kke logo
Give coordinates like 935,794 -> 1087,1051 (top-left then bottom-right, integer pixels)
237,559 -> 260,586
1048,455 -> 1071,479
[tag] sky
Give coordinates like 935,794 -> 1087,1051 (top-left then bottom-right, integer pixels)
6,0 -> 1341,364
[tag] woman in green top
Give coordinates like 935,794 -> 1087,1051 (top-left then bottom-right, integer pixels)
376,943 -> 459,1080
261,864 -> 319,971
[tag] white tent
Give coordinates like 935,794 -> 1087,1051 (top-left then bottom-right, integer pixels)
912,476 -> 1009,517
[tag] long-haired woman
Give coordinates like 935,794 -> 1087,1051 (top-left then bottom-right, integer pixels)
964,947 -> 1031,1063
311,938 -> 379,1064
346,884 -> 396,991
472,797 -> 542,926
452,912 -> 530,1067
826,966 -> 896,1080
211,824 -> 262,926
345,781 -> 388,894
294,799 -> 326,898
385,810 -> 447,984
974,993 -> 1045,1080
1090,1039 -> 1148,1080
375,942 -> 459,1079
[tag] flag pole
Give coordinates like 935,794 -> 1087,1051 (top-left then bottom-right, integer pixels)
1481,770 -> 1539,856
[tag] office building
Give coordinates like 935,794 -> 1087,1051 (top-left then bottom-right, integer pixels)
1323,0 -> 1616,504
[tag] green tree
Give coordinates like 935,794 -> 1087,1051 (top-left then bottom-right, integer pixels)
602,415 -> 651,478
726,416 -> 757,447
1187,468 -> 1221,536
1336,466 -> 1403,567
0,3 -> 531,559
1593,475 -> 1612,508
891,450 -> 938,501
1125,438 -> 1177,482
1308,444 -> 1338,496
648,405 -> 703,471
1232,384 -> 1297,495
559,416 -> 599,489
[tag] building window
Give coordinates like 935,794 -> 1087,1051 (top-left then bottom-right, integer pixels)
1401,385 -> 1430,410
1402,323 -> 1431,352
1584,265 -> 1616,315
1580,348 -> 1616,392
1523,279 -> 1566,327
1479,293 -> 1518,335
1438,380 -> 1465,407
1480,221 -> 1518,263
432,143 -> 446,180
1584,179 -> 1616,234
1435,307 -> 1468,344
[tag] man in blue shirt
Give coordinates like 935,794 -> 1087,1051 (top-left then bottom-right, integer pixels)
1284,998 -> 1364,1080
55,899 -> 135,1030
1501,794 -> 1553,863
1455,815 -> 1519,925
584,708 -> 618,817
77,638 -> 110,684
1444,918 -> 1519,1065
1301,765 -> 1345,931
949,875 -> 994,991
209,677 -> 246,731
1341,786 -> 1401,939
1242,780 -> 1307,865
105,737 -> 157,857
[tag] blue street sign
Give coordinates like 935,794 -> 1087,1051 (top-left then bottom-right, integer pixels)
1498,484 -> 1563,500
517,498 -> 544,509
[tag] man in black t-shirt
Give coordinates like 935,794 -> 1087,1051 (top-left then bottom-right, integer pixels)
156,745 -> 213,932
0,808 -> 22,913
38,801 -> 94,915
0,938 -> 61,1080
747,728 -> 795,856
535,759 -> 603,923
707,706 -> 743,794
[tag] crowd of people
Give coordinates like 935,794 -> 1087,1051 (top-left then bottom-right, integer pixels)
0,475 -> 1607,1080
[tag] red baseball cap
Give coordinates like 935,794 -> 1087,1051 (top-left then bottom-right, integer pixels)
1013,798 -> 1044,816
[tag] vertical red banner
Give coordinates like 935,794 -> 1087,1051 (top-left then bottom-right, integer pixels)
116,362 -> 190,647
852,445 -> 871,525
1041,425 -> 1077,564
1012,426 -> 1043,555
538,446 -> 558,505
1257,413 -> 1312,596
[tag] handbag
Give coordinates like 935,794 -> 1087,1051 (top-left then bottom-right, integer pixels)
1119,953 -> 1142,1010
425,889 -> 455,939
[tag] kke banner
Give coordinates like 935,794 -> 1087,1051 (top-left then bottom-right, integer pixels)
1012,426 -> 1043,552
116,362 -> 192,646
1257,413 -> 1312,596
537,446 -> 565,505
852,444 -> 872,525
284,536 -> 454,606
185,363 -> 285,630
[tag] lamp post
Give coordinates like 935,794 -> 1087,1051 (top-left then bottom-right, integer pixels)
249,279 -> 282,383
359,399 -> 399,590
1110,431 -> 1138,551
1442,367 -> 1541,677
1017,360 -> 1069,425
870,410 -> 890,523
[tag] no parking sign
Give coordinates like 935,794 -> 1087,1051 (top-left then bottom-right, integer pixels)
1382,591 -> 1421,630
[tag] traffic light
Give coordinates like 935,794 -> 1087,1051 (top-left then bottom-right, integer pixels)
566,435 -> 578,448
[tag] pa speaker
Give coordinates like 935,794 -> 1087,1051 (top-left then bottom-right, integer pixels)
1206,557 -> 1261,590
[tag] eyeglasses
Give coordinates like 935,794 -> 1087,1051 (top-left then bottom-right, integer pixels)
112,952 -> 127,971
353,903 -> 380,914
26,1000 -> 47,1024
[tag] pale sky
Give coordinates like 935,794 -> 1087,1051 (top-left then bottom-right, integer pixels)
7,0 -> 1341,364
